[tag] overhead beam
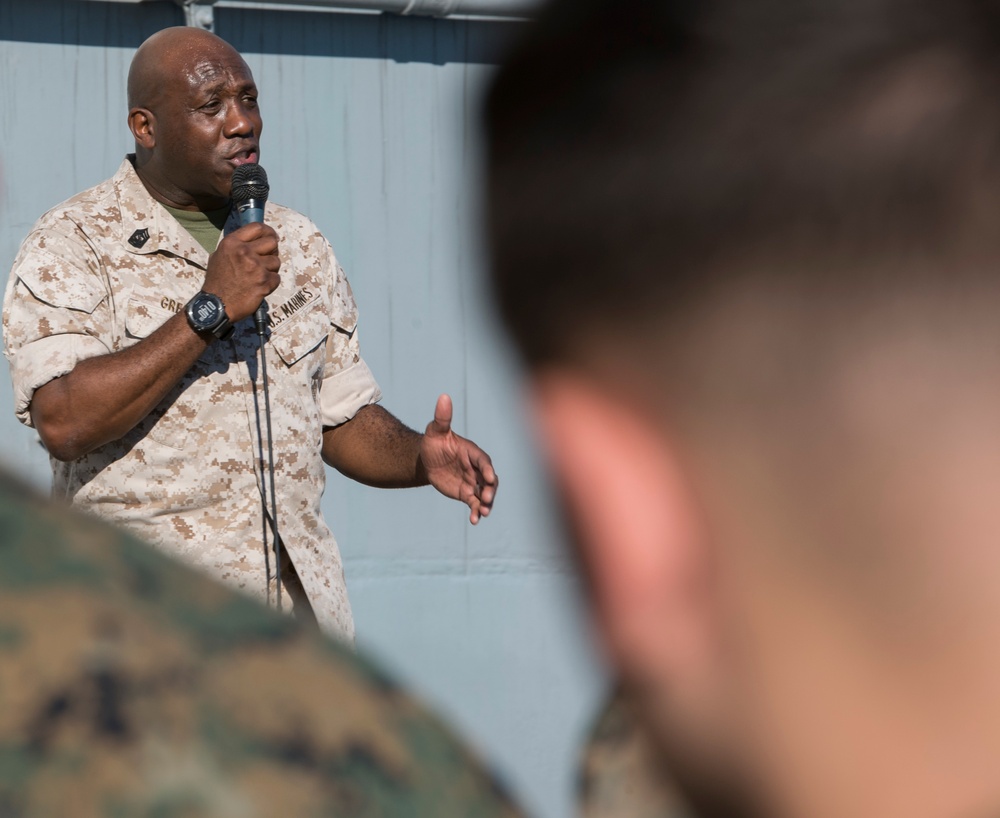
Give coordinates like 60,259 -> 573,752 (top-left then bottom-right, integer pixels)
79,0 -> 538,21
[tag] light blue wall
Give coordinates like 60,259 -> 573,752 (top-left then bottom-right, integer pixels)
0,2 -> 607,817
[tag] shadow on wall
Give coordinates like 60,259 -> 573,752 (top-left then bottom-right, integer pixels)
0,0 -> 524,65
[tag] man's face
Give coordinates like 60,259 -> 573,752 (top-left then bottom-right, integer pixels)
145,43 -> 262,209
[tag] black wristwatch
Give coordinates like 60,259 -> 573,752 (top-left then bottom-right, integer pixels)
185,291 -> 234,340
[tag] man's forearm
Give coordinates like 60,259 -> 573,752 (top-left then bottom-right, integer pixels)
321,404 -> 429,488
29,312 -> 212,461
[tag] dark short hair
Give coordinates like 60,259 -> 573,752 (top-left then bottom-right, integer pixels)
485,0 -> 1000,367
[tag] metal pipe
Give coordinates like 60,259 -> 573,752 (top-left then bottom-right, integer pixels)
234,0 -> 539,15
81,0 -> 538,19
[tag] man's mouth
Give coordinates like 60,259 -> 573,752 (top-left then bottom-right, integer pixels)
229,148 -> 259,166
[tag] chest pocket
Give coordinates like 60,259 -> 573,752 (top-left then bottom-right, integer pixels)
263,296 -> 331,440
268,294 -> 330,369
124,293 -> 179,340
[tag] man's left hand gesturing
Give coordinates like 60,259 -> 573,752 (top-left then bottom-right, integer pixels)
419,394 -> 498,524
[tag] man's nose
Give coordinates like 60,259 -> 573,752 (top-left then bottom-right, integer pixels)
224,102 -> 255,137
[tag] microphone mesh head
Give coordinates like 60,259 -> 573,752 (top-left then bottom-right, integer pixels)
231,163 -> 269,205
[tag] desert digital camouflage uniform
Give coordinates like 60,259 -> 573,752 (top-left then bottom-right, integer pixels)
0,467 -> 527,818
2,156 -> 382,642
578,689 -> 692,818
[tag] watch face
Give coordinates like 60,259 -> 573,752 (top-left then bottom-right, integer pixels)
190,294 -> 223,329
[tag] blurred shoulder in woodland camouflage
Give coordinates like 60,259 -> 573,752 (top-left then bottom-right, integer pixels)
579,688 -> 692,818
0,468 -> 525,818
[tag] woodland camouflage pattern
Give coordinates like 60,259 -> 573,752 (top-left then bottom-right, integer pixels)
579,689 -> 691,818
0,468 -> 526,818
3,157 -> 384,641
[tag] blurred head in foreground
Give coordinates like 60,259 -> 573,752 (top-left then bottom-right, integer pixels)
486,2 -> 1000,817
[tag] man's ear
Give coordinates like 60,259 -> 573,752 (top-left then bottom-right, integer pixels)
530,371 -> 713,682
128,108 -> 155,150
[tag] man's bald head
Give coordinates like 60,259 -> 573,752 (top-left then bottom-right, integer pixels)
127,27 -> 249,112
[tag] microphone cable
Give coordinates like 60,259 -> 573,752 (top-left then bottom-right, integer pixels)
254,302 -> 282,612
232,163 -> 282,612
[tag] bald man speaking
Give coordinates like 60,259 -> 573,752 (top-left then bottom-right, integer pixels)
2,27 -> 497,641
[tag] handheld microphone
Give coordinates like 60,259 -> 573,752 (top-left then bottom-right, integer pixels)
230,163 -> 270,333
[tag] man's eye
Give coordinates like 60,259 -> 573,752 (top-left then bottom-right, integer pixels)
202,100 -> 221,112
244,96 -> 258,108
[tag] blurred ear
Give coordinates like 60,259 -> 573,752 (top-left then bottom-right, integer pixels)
530,371 -> 713,682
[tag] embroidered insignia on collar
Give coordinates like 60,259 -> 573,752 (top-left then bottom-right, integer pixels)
128,228 -> 150,248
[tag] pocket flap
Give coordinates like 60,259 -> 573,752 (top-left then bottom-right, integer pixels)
270,297 -> 330,366
16,249 -> 106,313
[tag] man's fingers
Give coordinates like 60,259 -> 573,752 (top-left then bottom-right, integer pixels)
479,483 -> 495,516
465,448 -> 497,521
253,238 -> 280,258
248,233 -> 279,258
233,221 -> 276,240
471,464 -> 496,521
227,223 -> 279,258
230,221 -> 264,239
261,253 -> 282,275
470,449 -> 498,489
